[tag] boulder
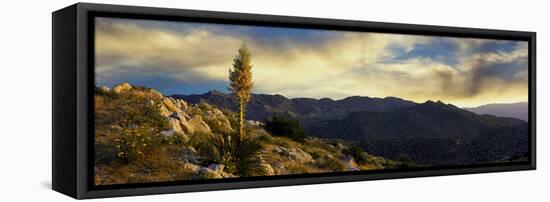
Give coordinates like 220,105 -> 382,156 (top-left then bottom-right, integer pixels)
167,117 -> 185,135
181,115 -> 211,134
220,172 -> 236,178
198,167 -> 223,179
112,82 -> 132,93
207,164 -> 225,174
97,86 -> 110,93
170,112 -> 191,122
182,163 -> 201,173
160,117 -> 189,142
146,88 -> 163,98
179,147 -> 201,164
247,120 -> 261,126
274,146 -> 313,163
162,97 -> 184,114
203,109 -> 232,132
174,99 -> 188,111
159,105 -> 172,117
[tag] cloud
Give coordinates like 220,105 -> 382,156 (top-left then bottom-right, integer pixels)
95,17 -> 528,107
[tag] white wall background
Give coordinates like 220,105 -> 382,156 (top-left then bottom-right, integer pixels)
0,0 -> 546,201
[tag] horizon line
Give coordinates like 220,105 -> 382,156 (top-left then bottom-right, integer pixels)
97,83 -> 527,108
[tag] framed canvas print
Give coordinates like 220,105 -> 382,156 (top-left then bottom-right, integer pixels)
52,3 -> 536,199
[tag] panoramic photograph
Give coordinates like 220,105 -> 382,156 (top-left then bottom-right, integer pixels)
93,17 -> 529,186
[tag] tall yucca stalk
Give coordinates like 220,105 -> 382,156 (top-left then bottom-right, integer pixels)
228,43 -> 253,140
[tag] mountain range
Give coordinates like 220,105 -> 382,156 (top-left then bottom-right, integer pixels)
464,102 -> 528,121
171,90 -> 416,124
171,91 -> 529,166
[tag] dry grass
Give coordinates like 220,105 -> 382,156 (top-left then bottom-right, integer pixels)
95,146 -> 196,185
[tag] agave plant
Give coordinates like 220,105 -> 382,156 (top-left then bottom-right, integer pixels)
206,132 -> 267,177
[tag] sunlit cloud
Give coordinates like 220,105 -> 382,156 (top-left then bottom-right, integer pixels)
95,17 -> 528,107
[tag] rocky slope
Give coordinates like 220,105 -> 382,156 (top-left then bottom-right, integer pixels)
94,83 -> 399,185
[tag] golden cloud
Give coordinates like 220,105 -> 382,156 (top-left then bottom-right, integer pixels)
95,17 -> 528,107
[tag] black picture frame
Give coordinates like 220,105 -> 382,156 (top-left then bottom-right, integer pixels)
52,2 -> 536,199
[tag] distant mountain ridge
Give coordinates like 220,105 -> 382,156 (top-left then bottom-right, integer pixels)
464,102 -> 528,121
306,100 -> 528,165
171,91 -> 416,123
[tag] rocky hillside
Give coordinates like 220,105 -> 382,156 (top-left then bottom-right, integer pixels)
94,83 -> 400,185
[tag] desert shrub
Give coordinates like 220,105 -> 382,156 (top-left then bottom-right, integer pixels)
206,132 -> 267,177
255,133 -> 274,144
263,116 -> 307,141
95,91 -> 167,130
185,106 -> 203,116
156,135 -> 187,146
95,147 -> 196,185
343,146 -> 369,165
195,170 -> 222,180
198,101 -> 213,111
186,132 -> 213,156
95,91 -> 168,164
284,162 -> 311,174
315,156 -> 346,171
113,127 -> 154,163
303,147 -> 326,160
220,109 -> 239,129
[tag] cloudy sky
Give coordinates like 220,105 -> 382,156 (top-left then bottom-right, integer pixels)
95,17 -> 528,107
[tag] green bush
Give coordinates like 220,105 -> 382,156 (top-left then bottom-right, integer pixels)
343,146 -> 369,165
263,116 -> 307,141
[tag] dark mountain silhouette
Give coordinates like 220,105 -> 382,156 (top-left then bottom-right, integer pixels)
306,101 -> 523,141
464,102 -> 528,121
171,91 -> 416,123
172,91 -> 529,166
305,100 -> 528,165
